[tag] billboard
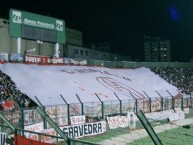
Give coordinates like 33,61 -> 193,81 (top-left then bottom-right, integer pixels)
9,9 -> 65,44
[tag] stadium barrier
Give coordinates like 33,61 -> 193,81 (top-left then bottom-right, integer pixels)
0,124 -> 97,145
0,90 -> 192,144
1,90 -> 192,130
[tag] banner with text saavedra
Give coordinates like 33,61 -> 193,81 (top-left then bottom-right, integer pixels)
61,121 -> 106,139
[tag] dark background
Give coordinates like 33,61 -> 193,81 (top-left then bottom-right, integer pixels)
1,0 -> 193,62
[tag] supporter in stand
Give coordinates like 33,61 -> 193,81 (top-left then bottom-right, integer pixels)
151,67 -> 193,94
0,70 -> 36,110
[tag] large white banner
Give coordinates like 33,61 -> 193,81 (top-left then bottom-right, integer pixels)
145,109 -> 174,121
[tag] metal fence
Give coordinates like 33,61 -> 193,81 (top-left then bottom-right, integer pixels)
0,91 -> 192,145
0,124 -> 97,145
1,92 -> 192,128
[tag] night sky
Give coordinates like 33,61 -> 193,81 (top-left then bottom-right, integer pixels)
1,0 -> 193,62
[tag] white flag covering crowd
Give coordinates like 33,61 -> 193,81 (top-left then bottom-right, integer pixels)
0,64 -> 179,106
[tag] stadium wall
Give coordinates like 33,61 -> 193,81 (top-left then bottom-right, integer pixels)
0,25 -> 57,56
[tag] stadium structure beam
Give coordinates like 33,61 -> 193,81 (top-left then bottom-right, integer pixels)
143,91 -> 151,112
137,110 -> 163,145
95,93 -> 104,119
156,91 -> 164,111
114,92 -> 122,115
60,95 -> 70,125
167,90 -> 175,110
35,96 -> 47,129
76,94 -> 84,115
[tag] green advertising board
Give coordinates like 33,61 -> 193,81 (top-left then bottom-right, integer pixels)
9,9 -> 66,44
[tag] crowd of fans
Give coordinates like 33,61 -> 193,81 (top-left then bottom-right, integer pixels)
0,70 -> 36,110
151,67 -> 193,94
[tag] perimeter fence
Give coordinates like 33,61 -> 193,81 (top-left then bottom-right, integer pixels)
0,91 -> 192,145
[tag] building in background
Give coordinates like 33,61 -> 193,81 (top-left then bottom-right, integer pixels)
65,27 -> 83,46
144,35 -> 171,62
0,16 -> 121,61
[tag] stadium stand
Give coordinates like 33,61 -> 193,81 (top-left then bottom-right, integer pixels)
0,70 -> 35,109
0,62 -> 192,145
151,67 -> 193,93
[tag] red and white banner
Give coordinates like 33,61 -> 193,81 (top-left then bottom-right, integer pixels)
25,55 -> 64,65
70,115 -> 85,125
45,105 -> 68,127
107,116 -> 128,129
25,121 -> 106,142
24,122 -> 44,141
41,128 -> 57,143
145,109 -> 174,121
24,109 -> 42,125
25,122 -> 44,133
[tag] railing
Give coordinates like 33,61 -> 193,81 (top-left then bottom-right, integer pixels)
0,91 -> 192,145
1,91 -> 192,129
0,124 -> 98,145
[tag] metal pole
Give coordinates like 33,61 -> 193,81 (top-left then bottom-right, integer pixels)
190,92 -> 193,108
35,96 -> 43,108
95,93 -> 104,119
143,91 -> 151,112
156,91 -> 164,111
35,96 -> 47,129
114,92 -> 122,115
129,92 -> 138,114
60,95 -> 70,125
167,90 -> 175,110
76,94 -> 84,115
181,95 -> 184,111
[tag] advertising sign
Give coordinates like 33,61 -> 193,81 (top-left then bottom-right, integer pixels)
9,9 -> 65,44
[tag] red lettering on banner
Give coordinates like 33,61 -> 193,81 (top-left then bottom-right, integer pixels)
51,58 -> 64,64
28,134 -> 40,141
41,129 -> 57,142
47,58 -> 64,64
25,56 -> 41,63
25,55 -> 64,65
96,77 -> 146,99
